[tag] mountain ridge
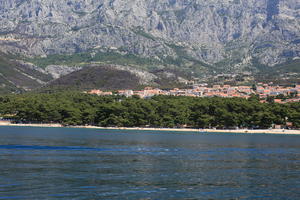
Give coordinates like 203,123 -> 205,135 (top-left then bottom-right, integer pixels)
0,0 -> 299,92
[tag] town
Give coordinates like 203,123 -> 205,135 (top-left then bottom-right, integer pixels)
87,83 -> 300,104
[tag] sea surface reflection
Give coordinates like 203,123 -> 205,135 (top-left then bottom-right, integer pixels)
0,126 -> 299,199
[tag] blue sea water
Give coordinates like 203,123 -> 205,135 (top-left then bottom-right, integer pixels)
0,126 -> 299,199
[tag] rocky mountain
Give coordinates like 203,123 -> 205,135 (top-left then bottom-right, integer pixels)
0,0 -> 299,92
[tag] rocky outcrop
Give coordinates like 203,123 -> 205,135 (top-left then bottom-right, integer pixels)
45,65 -> 82,79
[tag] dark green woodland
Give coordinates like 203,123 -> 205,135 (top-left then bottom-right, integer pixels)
0,92 -> 300,129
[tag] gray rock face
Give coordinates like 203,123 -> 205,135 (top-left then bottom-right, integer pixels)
45,65 -> 82,79
0,0 -> 299,69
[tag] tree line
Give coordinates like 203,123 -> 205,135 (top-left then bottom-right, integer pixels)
0,92 -> 300,129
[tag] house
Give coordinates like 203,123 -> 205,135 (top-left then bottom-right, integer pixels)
88,90 -> 102,95
274,99 -> 283,103
274,124 -> 282,129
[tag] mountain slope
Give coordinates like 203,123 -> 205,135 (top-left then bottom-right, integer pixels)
43,65 -> 187,91
0,0 -> 299,92
0,51 -> 188,93
0,52 -> 52,93
0,0 -> 299,66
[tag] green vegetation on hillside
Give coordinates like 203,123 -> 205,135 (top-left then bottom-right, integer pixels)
132,27 -> 157,41
1,92 -> 300,129
162,43 -> 214,76
45,66 -> 142,91
0,54 -> 19,93
254,59 -> 300,84
26,44 -> 214,78
0,53 -> 52,94
26,51 -> 162,69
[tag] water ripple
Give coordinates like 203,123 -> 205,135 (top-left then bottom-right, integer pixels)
0,145 -> 108,151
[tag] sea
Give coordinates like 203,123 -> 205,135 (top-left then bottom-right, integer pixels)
0,126 -> 299,199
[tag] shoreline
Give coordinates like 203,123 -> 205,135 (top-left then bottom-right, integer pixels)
1,122 -> 300,135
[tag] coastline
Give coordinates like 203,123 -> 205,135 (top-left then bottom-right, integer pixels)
1,122 -> 300,135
